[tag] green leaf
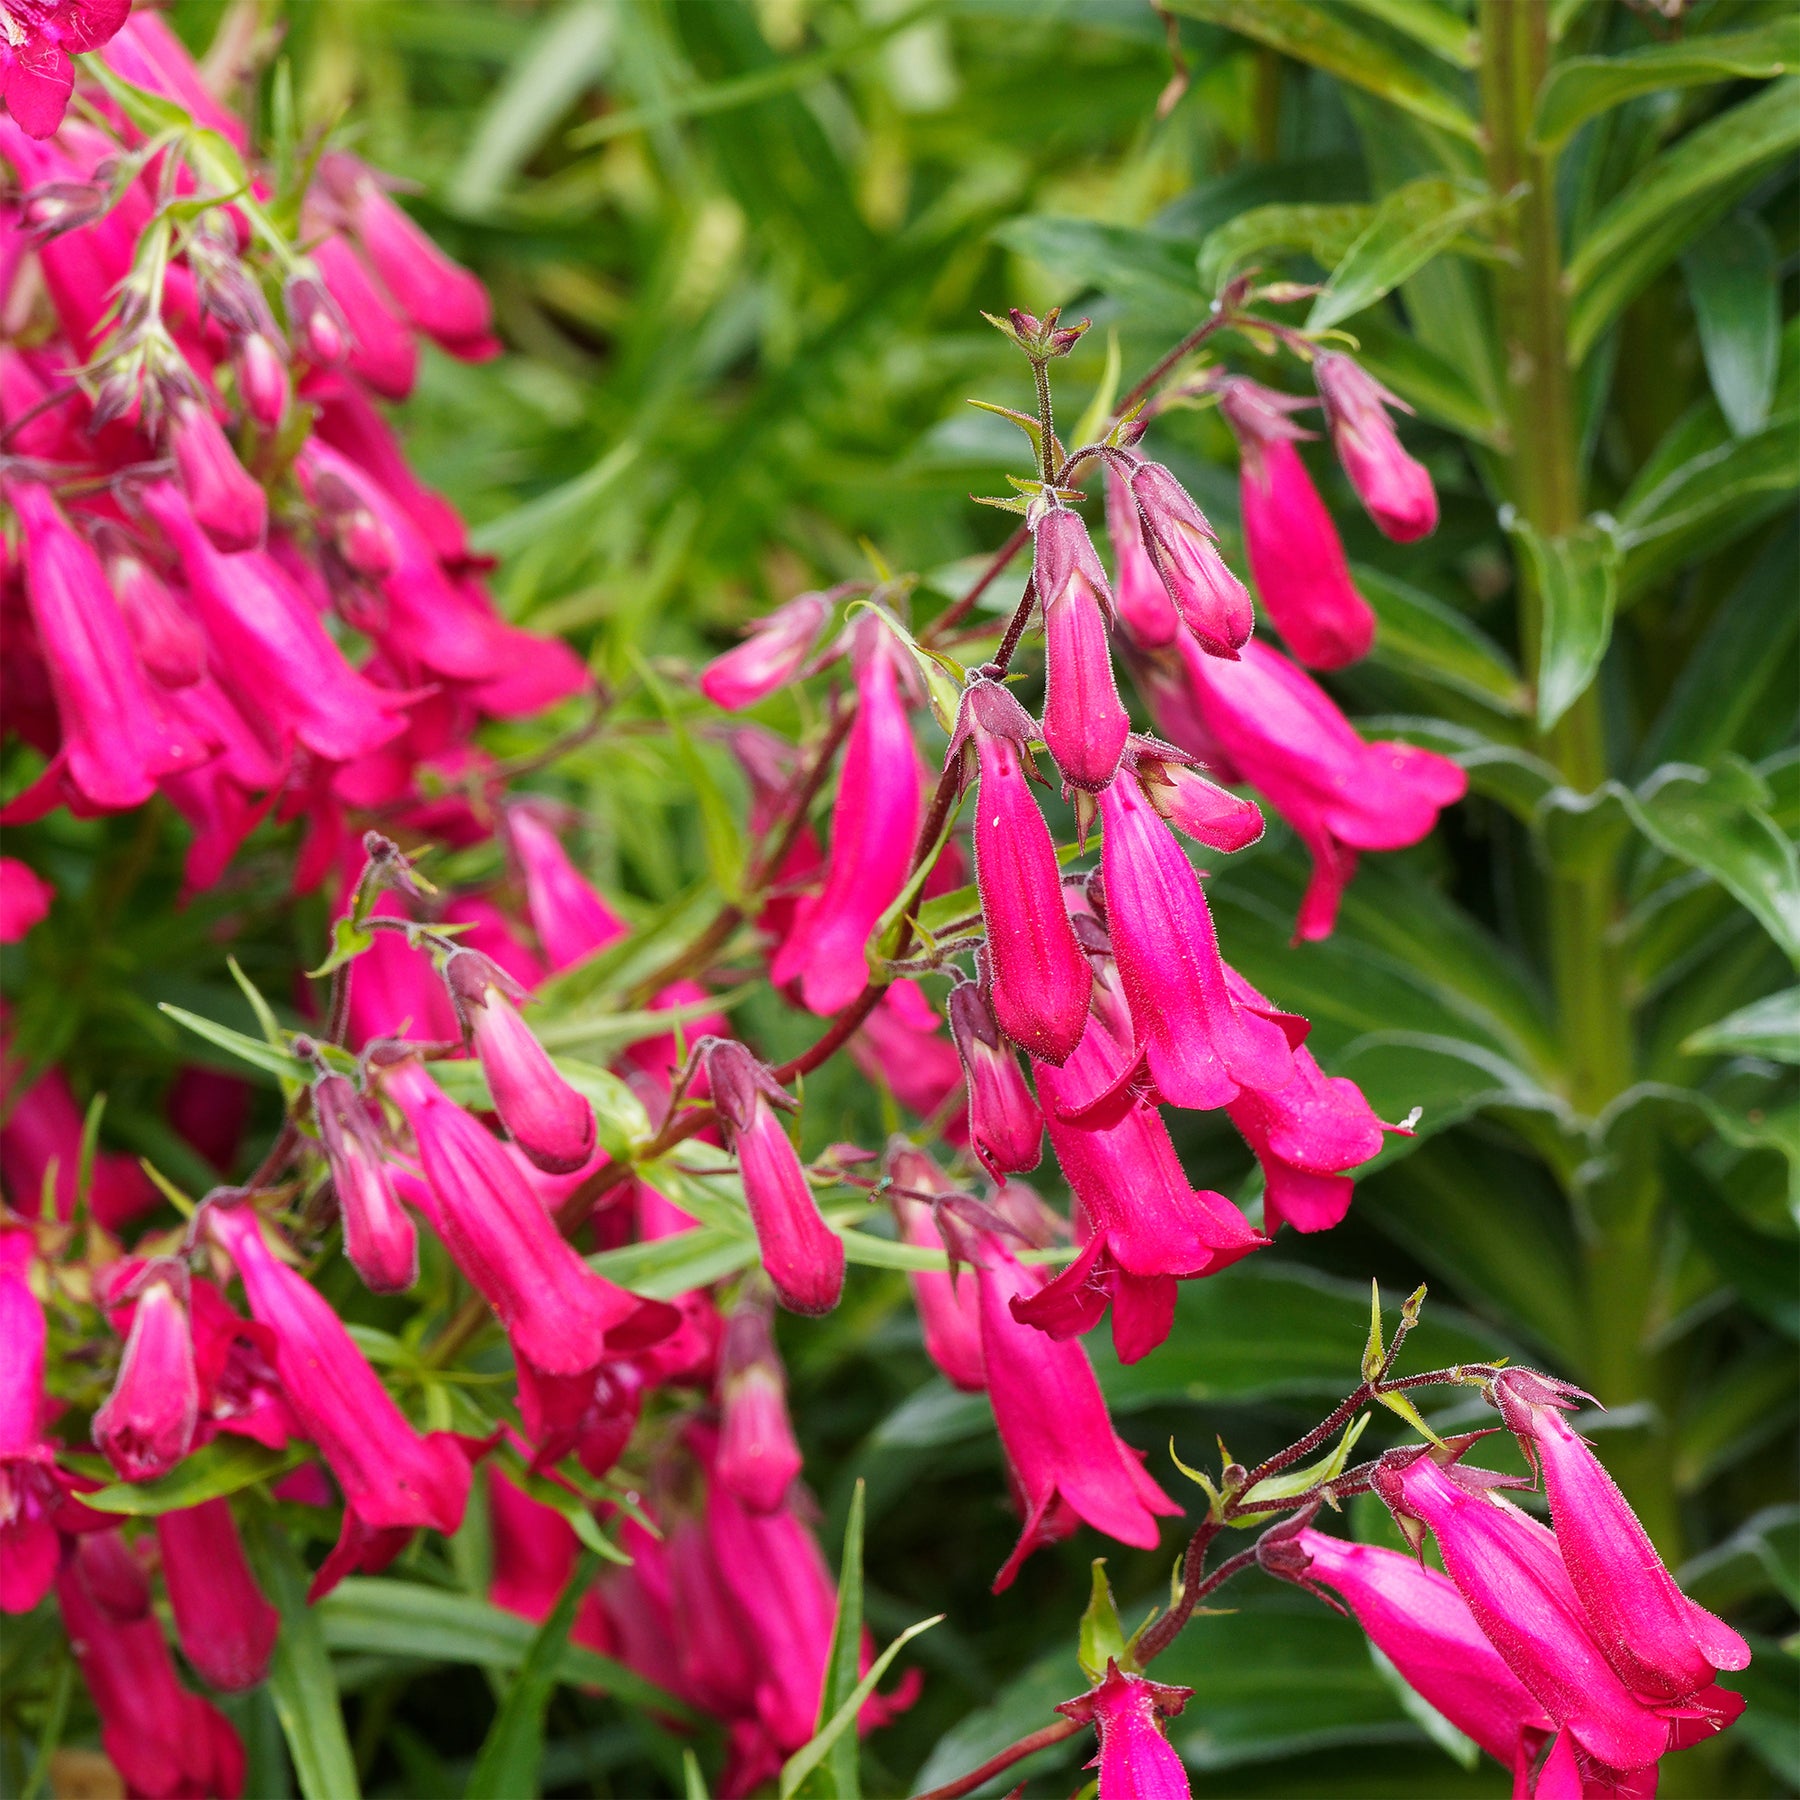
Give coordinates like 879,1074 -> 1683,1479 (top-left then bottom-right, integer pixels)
1683,1505 -> 1800,1613
991,216 -> 1198,320
466,1551 -> 602,1800
84,1436 -> 302,1515
1720,1634 -> 1800,1790
1356,566 -> 1524,711
1566,79 -> 1800,364
794,1480 -> 867,1800
1509,517 -> 1619,731
683,1749 -> 712,1800
248,1515 -> 361,1800
1662,1146 -> 1799,1339
1683,214 -> 1780,438
157,1002 -> 307,1086
1161,0 -> 1480,142
1077,1560 -> 1134,1682
1197,200 -> 1372,297
634,651 -> 745,902
1683,990 -> 1800,1064
590,1224 -> 761,1298
1307,177 -> 1494,331
1069,328 -> 1123,451
1337,0 -> 1475,68
305,917 -> 375,981
1532,18 -> 1800,150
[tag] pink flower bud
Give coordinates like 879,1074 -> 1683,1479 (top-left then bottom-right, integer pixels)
507,807 -> 630,971
1315,353 -> 1437,543
1031,506 -> 1129,791
703,1039 -> 845,1316
946,980 -> 1043,1181
0,858 -> 52,943
1056,1664 -> 1195,1800
93,1272 -> 199,1481
1218,376 -> 1375,670
313,1071 -> 417,1293
700,592 -> 830,711
285,272 -> 348,366
1127,460 -> 1254,659
716,1286 -> 803,1513
885,1145 -> 985,1392
102,540 -> 206,688
310,235 -> 419,399
0,1230 -> 65,1616
444,949 -> 597,1174
155,1498 -> 279,1691
1490,1371 -> 1751,1704
1130,737 -> 1263,852
1104,464 -> 1179,648
169,396 -> 268,555
235,330 -> 291,428
949,678 -> 1092,1063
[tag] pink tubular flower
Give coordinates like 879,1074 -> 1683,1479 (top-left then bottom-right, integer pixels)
507,806 -> 629,971
0,1228 -> 65,1614
973,1231 -> 1180,1589
92,1269 -> 199,1482
0,1 -> 130,139
1153,635 -> 1467,941
206,1203 -> 474,1599
1278,1527 -> 1553,1782
101,538 -> 206,689
1032,505 -> 1130,791
0,1056 -> 157,1228
1130,738 -> 1263,853
168,396 -> 267,554
1218,377 -> 1375,670
489,1465 -> 575,1621
701,591 -> 831,711
770,619 -> 922,1016
1374,1449 -> 1705,1777
444,949 -> 597,1174
716,1284 -> 804,1513
885,1146 -> 985,1392
4,477 -> 207,812
380,1057 -> 673,1375
1315,353 -> 1437,543
949,679 -> 1092,1062
1128,460 -> 1254,659
1096,762 -> 1292,1110
1492,1371 -> 1751,1704
235,330 -> 290,428
1056,1663 -> 1195,1800
308,234 -> 418,398
0,858 -> 52,941
947,980 -> 1043,1181
57,1534 -> 247,1800
702,1039 -> 844,1316
1104,465 -> 1179,648
155,1499 -> 279,1692
312,1070 -> 417,1293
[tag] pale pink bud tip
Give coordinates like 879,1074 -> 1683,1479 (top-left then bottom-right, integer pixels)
236,332 -> 291,429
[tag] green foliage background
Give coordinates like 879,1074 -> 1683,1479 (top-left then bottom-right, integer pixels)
3,1 -> 1796,1795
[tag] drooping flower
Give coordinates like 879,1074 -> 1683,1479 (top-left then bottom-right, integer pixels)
1127,460 -> 1255,660
312,1069 -> 417,1293
716,1283 -> 804,1513
949,678 -> 1092,1063
167,395 -> 268,555
1129,738 -> 1263,853
0,1227 -> 69,1615
1056,1663 -> 1196,1800
0,0 -> 130,139
0,858 -> 52,941
771,618 -> 922,1015
1217,376 -> 1376,670
702,1039 -> 844,1316
99,533 -> 206,689
885,1143 -> 986,1393
946,980 -> 1043,1181
701,591 -> 832,712
92,1266 -> 199,1482
1314,353 -> 1437,544
1031,505 -> 1130,792
1104,464 -> 1179,648
155,1499 -> 280,1692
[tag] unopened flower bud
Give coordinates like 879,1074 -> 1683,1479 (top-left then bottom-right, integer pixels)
1128,737 -> 1263,852
168,396 -> 267,555
1104,464 -> 1178,648
93,1270 -> 199,1481
700,591 -> 831,712
235,332 -> 290,429
21,180 -> 108,239
947,980 -> 1043,1180
286,274 -> 348,367
1127,461 -> 1254,660
313,1070 -> 417,1294
1031,506 -> 1129,792
101,537 -> 206,688
1056,1666 -> 1195,1800
1315,353 -> 1437,544
716,1285 -> 803,1513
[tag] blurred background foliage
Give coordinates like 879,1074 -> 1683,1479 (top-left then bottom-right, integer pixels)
5,0 -> 1796,1794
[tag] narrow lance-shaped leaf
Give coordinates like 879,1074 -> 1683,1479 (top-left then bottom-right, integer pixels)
1307,177 -> 1495,332
1683,215 -> 1780,439
1510,517 -> 1620,731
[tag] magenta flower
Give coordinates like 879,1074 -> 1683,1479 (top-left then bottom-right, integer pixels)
947,980 -> 1043,1180
101,537 -> 206,689
168,395 -> 267,554
1104,464 -> 1179,648
444,948 -> 597,1174
1492,1371 -> 1751,1704
0,858 -> 52,942
0,1056 -> 157,1229
716,1285 -> 804,1513
155,1499 -> 279,1692
1056,1663 -> 1195,1800
771,619 -> 922,1015
0,0 -> 130,139
887,1164 -> 986,1392
1032,505 -> 1130,791
309,233 -> 420,399
0,1228 -> 67,1615
313,1070 -> 417,1294
235,330 -> 290,428
56,1534 -> 247,1800
700,591 -> 831,712
1218,376 -> 1376,670
949,678 -> 1092,1062
489,1466 -> 577,1623
342,892 -> 462,1049
1153,636 -> 1467,940
1130,738 -> 1264,852
1315,353 -> 1437,543
1128,459 -> 1255,660
702,1039 -> 845,1316
186,1273 -> 298,1453
1096,762 -> 1293,1109
92,1267 -> 199,1482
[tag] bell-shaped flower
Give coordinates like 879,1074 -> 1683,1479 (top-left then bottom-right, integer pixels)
702,1039 -> 845,1316
1032,504 -> 1130,791
1056,1663 -> 1195,1800
155,1498 -> 279,1692
1096,759 -> 1292,1110
771,618 -> 922,1015
716,1283 -> 804,1513
0,858 -> 52,942
1152,636 -> 1467,940
1315,353 -> 1437,543
0,1228 -> 71,1615
947,980 -> 1043,1180
168,394 -> 267,554
313,1069 -> 417,1293
700,591 -> 831,712
1128,459 -> 1255,659
1130,737 -> 1263,852
92,1266 -> 199,1481
949,678 -> 1092,1063
1491,1370 -> 1751,1705
444,948 -> 597,1173
56,1534 -> 247,1800
885,1143 -> 986,1392
101,535 -> 206,688
507,806 -> 630,970
1218,377 -> 1375,670
186,1274 -> 297,1453
1104,464 -> 1179,648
